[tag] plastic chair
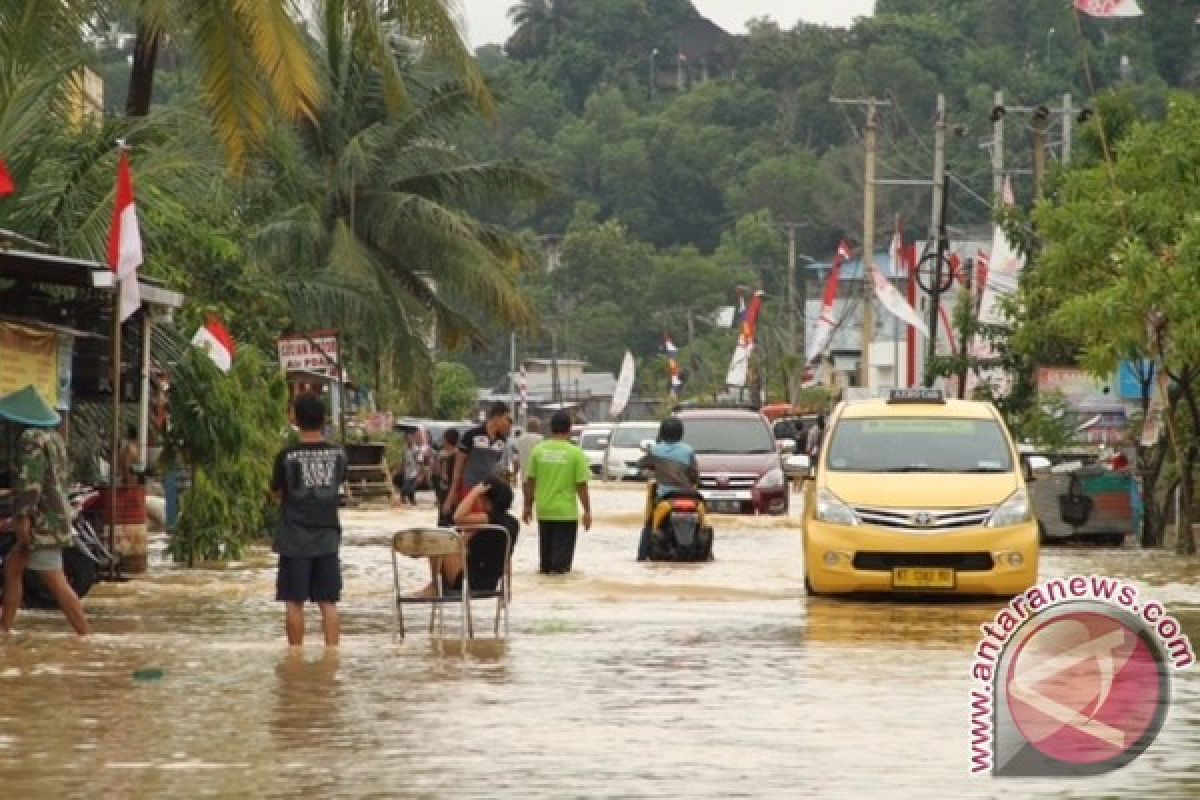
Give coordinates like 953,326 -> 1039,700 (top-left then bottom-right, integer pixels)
391,524 -> 513,642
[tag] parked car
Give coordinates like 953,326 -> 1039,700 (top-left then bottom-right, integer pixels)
578,424 -> 613,478
604,421 -> 660,480
673,407 -> 788,515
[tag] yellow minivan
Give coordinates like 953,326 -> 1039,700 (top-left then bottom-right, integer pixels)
801,389 -> 1039,596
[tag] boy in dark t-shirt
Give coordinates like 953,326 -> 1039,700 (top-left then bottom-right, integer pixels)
442,402 -> 513,517
271,393 -> 347,646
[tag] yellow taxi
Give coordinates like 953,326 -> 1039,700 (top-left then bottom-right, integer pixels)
801,388 -> 1038,596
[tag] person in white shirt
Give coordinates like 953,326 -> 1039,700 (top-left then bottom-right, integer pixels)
512,417 -> 544,484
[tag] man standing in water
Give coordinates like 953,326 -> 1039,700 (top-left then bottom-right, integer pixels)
443,401 -> 513,517
271,393 -> 346,646
1,387 -> 90,635
522,411 -> 592,574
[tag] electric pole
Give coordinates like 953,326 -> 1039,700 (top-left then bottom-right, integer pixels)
830,95 -> 890,390
1032,105 -> 1049,201
992,90 -> 1005,203
1061,92 -> 1073,167
784,221 -> 798,403
861,97 -> 878,390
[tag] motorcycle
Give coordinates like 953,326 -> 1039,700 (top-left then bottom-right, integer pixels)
640,481 -> 715,562
0,485 -> 115,609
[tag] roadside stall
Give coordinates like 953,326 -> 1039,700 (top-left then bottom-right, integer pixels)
0,244 -> 183,578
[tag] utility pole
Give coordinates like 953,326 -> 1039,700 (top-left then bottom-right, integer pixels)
861,98 -> 878,390
784,221 -> 798,403
830,95 -> 890,390
1061,92 -> 1073,167
991,90 -> 1005,203
1032,105 -> 1049,201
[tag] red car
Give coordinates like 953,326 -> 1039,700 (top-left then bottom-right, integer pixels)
674,407 -> 789,515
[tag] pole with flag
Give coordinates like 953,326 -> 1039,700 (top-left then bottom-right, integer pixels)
725,290 -> 765,389
192,315 -> 237,372
611,350 -> 635,418
875,226 -> 930,339
105,143 -> 143,578
804,241 -> 850,377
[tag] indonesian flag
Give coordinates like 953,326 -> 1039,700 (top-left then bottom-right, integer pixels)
875,230 -> 929,337
805,242 -> 849,367
663,335 -> 678,355
0,159 -> 14,197
191,316 -> 236,373
1074,0 -> 1143,17
725,289 -> 765,387
107,149 -> 142,322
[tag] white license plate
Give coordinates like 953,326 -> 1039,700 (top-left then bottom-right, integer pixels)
705,490 -> 740,500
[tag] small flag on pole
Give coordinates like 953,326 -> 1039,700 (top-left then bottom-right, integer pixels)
107,148 -> 143,322
0,159 -> 15,197
191,316 -> 236,372
663,335 -> 678,356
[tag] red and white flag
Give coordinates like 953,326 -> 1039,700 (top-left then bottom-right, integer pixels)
107,149 -> 142,322
0,159 -> 14,197
724,289 -> 765,387
191,316 -> 236,373
805,241 -> 850,367
874,230 -> 929,337
1074,0 -> 1143,18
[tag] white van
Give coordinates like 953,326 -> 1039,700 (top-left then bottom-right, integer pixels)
604,421 -> 660,480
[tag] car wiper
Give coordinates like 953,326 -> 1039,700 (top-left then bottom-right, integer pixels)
960,466 -> 1009,473
876,465 -> 940,473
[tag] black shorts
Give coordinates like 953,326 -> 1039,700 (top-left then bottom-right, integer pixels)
276,553 -> 342,604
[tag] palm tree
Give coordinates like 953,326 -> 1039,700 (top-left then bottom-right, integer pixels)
506,0 -> 571,59
120,0 -> 492,170
249,8 -> 547,411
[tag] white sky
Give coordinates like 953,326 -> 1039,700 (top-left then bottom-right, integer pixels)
456,0 -> 876,49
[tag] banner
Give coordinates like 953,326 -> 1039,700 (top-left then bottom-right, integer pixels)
1074,0 -> 1143,17
874,231 -> 928,336
610,350 -> 635,416
725,290 -> 765,387
0,322 -> 60,407
277,331 -> 340,376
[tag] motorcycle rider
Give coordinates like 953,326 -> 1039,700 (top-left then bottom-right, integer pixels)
1,386 -> 90,635
635,417 -> 699,561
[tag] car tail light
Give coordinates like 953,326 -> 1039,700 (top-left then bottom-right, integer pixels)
670,498 -> 698,512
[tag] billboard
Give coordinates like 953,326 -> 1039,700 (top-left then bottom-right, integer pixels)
277,331 -> 340,376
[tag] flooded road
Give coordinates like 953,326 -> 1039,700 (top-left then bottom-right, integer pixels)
1,483 -> 1197,798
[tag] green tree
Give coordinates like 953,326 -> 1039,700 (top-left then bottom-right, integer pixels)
1022,92 -> 1200,553
433,362 -> 477,419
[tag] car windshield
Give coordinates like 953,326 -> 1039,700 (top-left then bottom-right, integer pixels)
611,425 -> 657,447
681,417 -> 775,454
580,432 -> 610,450
826,417 -> 1013,472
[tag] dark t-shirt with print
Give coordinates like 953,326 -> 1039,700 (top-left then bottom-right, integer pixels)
458,425 -> 509,489
271,442 -> 347,557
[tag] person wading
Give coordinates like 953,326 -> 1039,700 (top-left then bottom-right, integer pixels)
442,402 -> 513,518
522,411 -> 592,574
270,393 -> 347,647
1,386 -> 90,635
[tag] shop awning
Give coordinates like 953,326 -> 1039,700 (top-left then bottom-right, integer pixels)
0,385 -> 61,426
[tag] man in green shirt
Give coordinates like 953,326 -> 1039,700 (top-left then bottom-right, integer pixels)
522,410 -> 592,574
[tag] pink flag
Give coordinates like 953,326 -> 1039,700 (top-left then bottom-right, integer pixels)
1074,0 -> 1143,17
191,315 -> 237,373
107,149 -> 143,322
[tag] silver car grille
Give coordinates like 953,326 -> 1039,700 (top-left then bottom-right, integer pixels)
852,505 -> 994,531
699,473 -> 758,490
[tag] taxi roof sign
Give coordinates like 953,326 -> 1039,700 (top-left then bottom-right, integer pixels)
887,388 -> 945,404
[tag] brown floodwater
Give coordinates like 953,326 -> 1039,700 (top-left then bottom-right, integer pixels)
1,484 -> 1197,798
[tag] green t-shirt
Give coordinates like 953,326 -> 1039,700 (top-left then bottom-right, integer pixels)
526,438 -> 591,521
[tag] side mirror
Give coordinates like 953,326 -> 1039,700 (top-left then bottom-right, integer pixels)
777,438 -> 797,455
1026,455 -> 1052,481
784,453 -> 812,477
639,439 -> 655,453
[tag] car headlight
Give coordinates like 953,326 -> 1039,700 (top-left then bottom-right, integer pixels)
756,467 -> 785,490
988,489 -> 1032,527
815,488 -> 859,526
